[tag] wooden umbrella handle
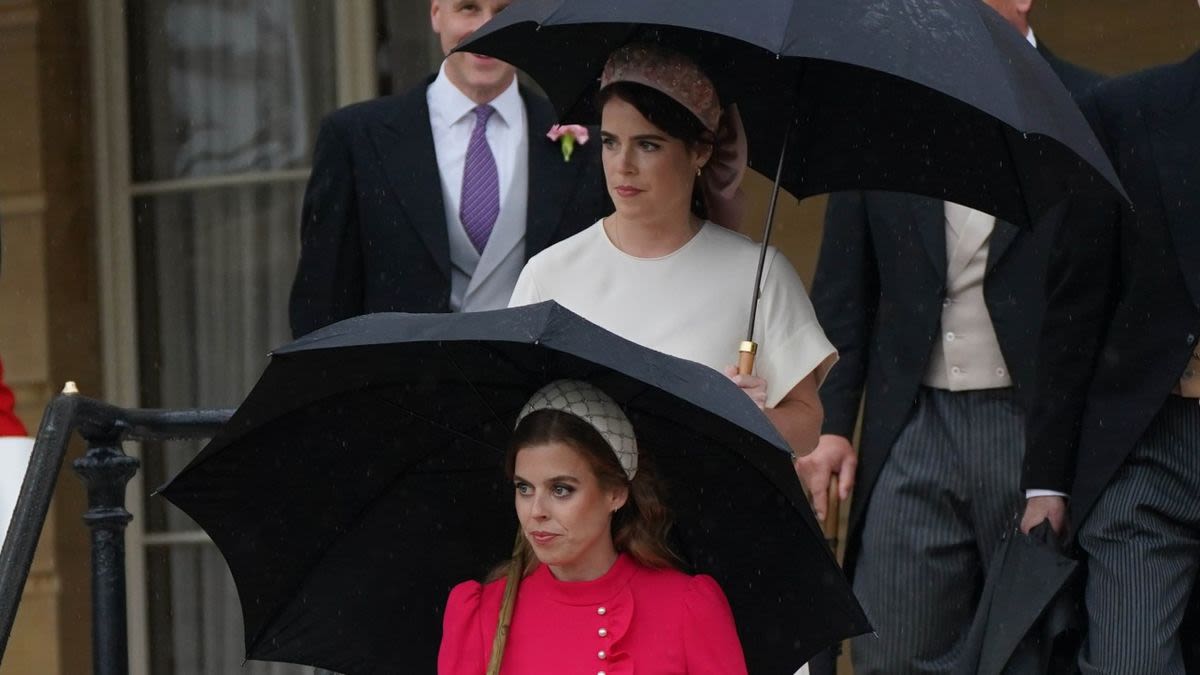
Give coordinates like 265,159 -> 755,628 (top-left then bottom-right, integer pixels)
824,475 -> 841,552
737,341 -> 757,376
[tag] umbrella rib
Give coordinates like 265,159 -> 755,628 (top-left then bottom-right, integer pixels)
441,343 -> 508,430
623,398 -> 828,543
376,395 -> 504,453
630,406 -> 797,480
246,397 -> 502,655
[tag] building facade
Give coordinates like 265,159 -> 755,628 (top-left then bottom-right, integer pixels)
0,1 -> 1196,673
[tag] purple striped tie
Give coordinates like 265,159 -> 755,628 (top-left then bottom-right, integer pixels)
460,105 -> 500,253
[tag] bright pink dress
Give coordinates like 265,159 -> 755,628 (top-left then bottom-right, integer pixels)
438,553 -> 748,675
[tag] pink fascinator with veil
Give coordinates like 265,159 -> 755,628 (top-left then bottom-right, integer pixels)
600,43 -> 748,231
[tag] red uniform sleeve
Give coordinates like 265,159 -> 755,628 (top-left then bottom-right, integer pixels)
438,580 -> 487,675
683,575 -> 748,675
0,357 -> 27,437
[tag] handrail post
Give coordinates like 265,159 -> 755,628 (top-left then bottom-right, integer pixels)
1,391 -> 232,671
73,429 -> 139,675
0,391 -> 80,659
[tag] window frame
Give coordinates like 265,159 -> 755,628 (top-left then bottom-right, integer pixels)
86,2 -> 378,672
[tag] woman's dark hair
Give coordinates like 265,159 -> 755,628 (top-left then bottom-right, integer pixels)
487,409 -> 678,581
597,81 -> 714,150
597,81 -> 714,219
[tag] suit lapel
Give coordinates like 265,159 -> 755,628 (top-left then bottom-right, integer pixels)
1149,104 -> 1200,310
911,195 -> 948,280
1036,42 -> 1064,77
1036,42 -> 1071,90
1138,53 -> 1200,309
523,91 -> 578,260
465,158 -> 525,300
371,81 -> 451,279
985,219 -> 1019,275
945,213 -> 986,281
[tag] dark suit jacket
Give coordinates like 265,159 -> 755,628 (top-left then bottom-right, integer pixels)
812,48 -> 1102,577
1024,51 -> 1200,527
1038,42 -> 1104,99
288,79 -> 609,338
813,191 -> 1050,574
1022,51 -> 1200,669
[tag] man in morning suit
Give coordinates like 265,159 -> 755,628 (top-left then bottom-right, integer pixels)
289,0 -> 608,338
802,1 -> 1103,671
1021,41 -> 1200,674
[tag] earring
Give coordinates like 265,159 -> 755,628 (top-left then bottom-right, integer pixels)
696,167 -> 702,176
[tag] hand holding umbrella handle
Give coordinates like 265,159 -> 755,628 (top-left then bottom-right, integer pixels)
736,336 -> 840,552
737,341 -> 757,376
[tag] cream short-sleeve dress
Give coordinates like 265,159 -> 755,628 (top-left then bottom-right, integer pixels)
510,220 -> 836,407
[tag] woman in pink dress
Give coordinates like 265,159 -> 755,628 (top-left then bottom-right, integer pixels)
437,379 -> 748,675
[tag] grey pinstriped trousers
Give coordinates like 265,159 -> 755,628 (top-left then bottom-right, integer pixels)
851,387 -> 1025,675
1077,395 -> 1200,675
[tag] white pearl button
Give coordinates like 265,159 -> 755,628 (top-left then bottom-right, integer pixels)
598,650 -> 607,660
597,607 -> 606,616
945,332 -> 956,342
942,298 -> 952,307
996,368 -> 1005,376
951,366 -> 963,375
598,628 -> 608,637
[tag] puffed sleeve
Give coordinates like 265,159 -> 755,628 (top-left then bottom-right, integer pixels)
438,581 -> 487,675
756,247 -> 838,407
683,575 -> 748,675
507,256 -> 545,308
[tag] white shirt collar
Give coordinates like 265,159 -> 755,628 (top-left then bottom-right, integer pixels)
1026,27 -> 1037,49
427,60 -> 522,131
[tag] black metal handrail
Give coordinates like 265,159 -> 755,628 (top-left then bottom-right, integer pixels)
0,387 -> 232,674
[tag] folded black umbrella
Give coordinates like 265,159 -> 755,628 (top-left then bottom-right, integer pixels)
459,0 -> 1125,229
1184,587 -> 1200,672
955,520 -> 1080,675
159,302 -> 871,675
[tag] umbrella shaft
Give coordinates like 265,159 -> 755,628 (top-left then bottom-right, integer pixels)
745,124 -> 793,342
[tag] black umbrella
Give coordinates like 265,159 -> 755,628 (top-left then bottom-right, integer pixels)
159,302 -> 871,675
458,0 -> 1126,560
458,0 -> 1125,229
955,520 -> 1080,675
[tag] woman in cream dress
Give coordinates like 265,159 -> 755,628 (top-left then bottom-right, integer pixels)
510,43 -> 835,463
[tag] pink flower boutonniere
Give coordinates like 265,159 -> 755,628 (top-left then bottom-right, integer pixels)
546,124 -> 589,162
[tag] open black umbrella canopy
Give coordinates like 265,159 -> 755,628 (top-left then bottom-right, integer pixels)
159,302 -> 871,675
457,0 -> 1125,228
